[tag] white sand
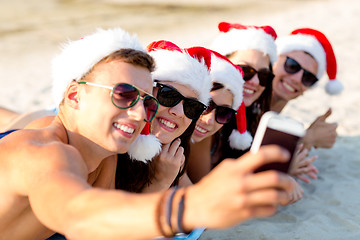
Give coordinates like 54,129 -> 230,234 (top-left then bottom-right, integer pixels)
1,0 -> 359,239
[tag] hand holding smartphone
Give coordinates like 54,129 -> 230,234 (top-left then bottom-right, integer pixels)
250,111 -> 305,173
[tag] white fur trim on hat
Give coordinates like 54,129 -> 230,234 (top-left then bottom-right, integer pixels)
228,129 -> 253,150
210,55 -> 244,110
211,28 -> 278,64
52,27 -> 146,106
150,49 -> 212,105
127,134 -> 162,163
276,34 -> 326,79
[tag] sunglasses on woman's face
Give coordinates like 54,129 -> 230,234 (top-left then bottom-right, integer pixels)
283,56 -> 318,87
202,100 -> 235,124
78,81 -> 159,122
237,65 -> 274,87
155,82 -> 206,120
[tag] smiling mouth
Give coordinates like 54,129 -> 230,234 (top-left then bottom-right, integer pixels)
195,125 -> 207,133
282,81 -> 296,92
159,118 -> 176,129
244,88 -> 255,95
113,123 -> 135,134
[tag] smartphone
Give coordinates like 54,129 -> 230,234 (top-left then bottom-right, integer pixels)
250,111 -> 305,173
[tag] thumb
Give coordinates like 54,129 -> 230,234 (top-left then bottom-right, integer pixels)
315,108 -> 332,122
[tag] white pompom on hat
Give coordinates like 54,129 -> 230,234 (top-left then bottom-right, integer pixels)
276,28 -> 343,95
127,122 -> 162,163
209,50 -> 252,150
211,22 -> 278,64
52,27 -> 146,106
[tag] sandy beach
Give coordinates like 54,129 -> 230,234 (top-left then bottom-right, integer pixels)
1,0 -> 360,239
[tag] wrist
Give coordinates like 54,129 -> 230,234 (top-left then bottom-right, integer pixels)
181,185 -> 203,232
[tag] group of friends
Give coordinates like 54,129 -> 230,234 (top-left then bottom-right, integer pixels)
0,21 -> 343,240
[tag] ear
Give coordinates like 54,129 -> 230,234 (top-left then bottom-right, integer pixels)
64,80 -> 81,109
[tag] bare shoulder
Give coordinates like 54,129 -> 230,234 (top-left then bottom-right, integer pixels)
0,128 -> 87,195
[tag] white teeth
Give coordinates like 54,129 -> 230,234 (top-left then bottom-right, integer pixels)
195,125 -> 207,133
283,81 -> 296,92
114,123 -> 134,134
244,89 -> 254,94
159,118 -> 176,129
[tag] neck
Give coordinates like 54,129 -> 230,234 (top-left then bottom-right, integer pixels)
56,108 -> 115,173
270,92 -> 288,113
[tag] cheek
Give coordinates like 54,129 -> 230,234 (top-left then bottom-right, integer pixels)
180,118 -> 193,132
212,123 -> 223,134
256,85 -> 266,95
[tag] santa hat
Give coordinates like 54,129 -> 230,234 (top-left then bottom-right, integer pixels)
147,40 -> 212,105
229,102 -> 252,150
52,27 -> 146,106
211,22 -> 278,64
127,41 -> 213,162
276,28 -> 343,95
210,50 -> 252,150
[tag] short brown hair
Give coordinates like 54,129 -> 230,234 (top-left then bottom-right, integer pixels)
84,48 -> 155,80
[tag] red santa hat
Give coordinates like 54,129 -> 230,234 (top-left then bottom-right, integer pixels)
211,22 -> 278,64
210,50 -> 252,150
147,40 -> 212,105
128,41 -> 213,162
276,28 -> 343,95
52,27 -> 146,106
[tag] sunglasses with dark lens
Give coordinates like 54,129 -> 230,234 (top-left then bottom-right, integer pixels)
78,81 -> 159,122
155,83 -> 206,120
237,65 -> 274,87
283,56 -> 318,87
202,100 -> 235,124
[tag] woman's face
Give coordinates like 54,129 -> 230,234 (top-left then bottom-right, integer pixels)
229,49 -> 271,107
192,87 -> 233,143
151,81 -> 197,144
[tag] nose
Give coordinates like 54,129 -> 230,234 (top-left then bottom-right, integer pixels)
247,73 -> 260,86
200,110 -> 216,125
168,100 -> 185,117
127,99 -> 146,122
290,69 -> 304,84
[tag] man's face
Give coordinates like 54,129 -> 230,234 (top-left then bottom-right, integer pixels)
77,60 -> 153,154
272,50 -> 318,101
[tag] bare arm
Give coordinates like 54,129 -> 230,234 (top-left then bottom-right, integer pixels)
21,144 -> 162,240
5,129 -> 293,240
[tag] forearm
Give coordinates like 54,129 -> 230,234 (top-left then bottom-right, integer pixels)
63,188 -> 163,240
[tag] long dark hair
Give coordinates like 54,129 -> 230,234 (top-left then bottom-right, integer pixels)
115,109 -> 199,193
212,63 -> 273,164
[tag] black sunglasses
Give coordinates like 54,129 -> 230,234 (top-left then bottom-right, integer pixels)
283,56 -> 318,87
202,100 -> 235,124
237,65 -> 274,87
78,81 -> 159,122
155,82 -> 206,120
